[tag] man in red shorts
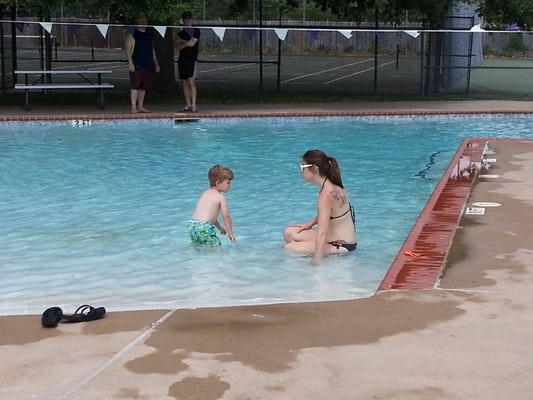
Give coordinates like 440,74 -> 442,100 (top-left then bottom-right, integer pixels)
126,16 -> 160,113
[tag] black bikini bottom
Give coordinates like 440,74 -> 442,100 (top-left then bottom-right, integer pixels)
328,241 -> 357,252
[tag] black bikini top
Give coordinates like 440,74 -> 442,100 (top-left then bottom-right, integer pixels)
319,178 -> 356,224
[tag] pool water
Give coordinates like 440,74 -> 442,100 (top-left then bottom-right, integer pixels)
1,115 -> 532,314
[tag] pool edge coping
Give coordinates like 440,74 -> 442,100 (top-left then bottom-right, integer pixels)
378,137 -> 533,292
1,109 -> 533,121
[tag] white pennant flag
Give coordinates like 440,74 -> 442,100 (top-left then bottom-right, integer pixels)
274,28 -> 288,41
153,25 -> 167,37
404,30 -> 420,38
470,24 -> 485,32
338,30 -> 352,39
212,27 -> 226,42
39,22 -> 53,34
96,24 -> 109,38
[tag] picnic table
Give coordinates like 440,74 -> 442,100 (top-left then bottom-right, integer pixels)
14,70 -> 114,110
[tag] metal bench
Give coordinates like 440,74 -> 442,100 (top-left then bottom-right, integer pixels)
14,70 -> 114,110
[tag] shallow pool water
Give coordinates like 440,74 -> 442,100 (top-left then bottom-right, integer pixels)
1,115 -> 532,314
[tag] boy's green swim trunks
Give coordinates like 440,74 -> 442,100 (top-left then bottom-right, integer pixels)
189,220 -> 221,247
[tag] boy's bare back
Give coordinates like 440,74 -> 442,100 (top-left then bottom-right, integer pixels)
192,188 -> 223,223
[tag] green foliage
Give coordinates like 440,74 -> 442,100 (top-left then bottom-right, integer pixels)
285,1 -> 336,20
503,35 -> 528,55
5,0 -> 533,29
311,0 -> 454,24
478,0 -> 533,29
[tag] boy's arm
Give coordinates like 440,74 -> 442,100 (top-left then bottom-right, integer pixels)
176,37 -> 197,51
126,34 -> 135,72
214,219 -> 226,234
175,38 -> 187,51
152,47 -> 160,72
220,195 -> 235,241
313,194 -> 332,266
186,37 -> 198,47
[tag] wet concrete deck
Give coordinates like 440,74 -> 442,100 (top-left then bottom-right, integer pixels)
1,106 -> 533,399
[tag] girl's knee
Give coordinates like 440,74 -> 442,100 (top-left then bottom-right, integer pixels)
283,226 -> 297,242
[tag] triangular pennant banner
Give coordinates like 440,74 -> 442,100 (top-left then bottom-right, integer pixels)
96,24 -> 109,38
212,27 -> 226,41
153,25 -> 167,37
404,30 -> 420,38
470,24 -> 485,32
39,22 -> 53,34
274,28 -> 288,41
338,30 -> 352,39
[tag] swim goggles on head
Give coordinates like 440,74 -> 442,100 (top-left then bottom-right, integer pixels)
300,164 -> 314,171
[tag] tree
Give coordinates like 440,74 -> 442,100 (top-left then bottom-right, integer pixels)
477,0 -> 533,28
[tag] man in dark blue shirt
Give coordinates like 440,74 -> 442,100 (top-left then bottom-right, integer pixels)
126,16 -> 160,113
176,11 -> 201,112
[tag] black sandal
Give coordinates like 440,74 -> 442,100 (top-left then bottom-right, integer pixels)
41,305 -> 106,327
61,305 -> 106,323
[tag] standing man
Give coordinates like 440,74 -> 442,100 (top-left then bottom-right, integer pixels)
126,16 -> 160,114
176,11 -> 200,113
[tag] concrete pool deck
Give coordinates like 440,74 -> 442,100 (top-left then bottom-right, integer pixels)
0,99 -> 533,120
1,107 -> 533,399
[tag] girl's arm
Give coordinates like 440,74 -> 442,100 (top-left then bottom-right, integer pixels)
313,193 -> 332,265
288,216 -> 317,229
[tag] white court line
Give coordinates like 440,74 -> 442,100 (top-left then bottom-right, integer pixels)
59,309 -> 175,400
200,63 -> 257,73
53,61 -> 123,70
323,60 -> 396,85
281,58 -> 373,84
200,59 -> 275,74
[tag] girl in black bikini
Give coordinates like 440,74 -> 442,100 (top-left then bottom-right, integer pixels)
284,149 -> 357,265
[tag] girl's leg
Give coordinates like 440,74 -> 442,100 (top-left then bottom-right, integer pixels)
284,240 -> 316,254
283,226 -> 316,243
284,241 -> 349,255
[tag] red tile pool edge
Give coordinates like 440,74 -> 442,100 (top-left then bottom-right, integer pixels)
378,137 -> 533,291
0,109 -> 532,121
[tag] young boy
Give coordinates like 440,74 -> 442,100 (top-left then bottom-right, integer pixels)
190,164 -> 236,246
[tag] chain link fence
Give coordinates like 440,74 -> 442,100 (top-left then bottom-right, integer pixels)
1,17 -> 532,98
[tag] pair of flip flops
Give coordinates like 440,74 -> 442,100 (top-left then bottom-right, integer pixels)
41,305 -> 106,328
182,106 -> 197,113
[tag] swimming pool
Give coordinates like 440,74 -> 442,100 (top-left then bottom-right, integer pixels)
1,114 -> 532,314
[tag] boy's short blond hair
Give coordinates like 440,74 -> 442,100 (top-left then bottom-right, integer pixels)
208,164 -> 234,186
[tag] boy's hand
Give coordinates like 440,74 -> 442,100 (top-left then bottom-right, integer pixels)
228,233 -> 236,242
